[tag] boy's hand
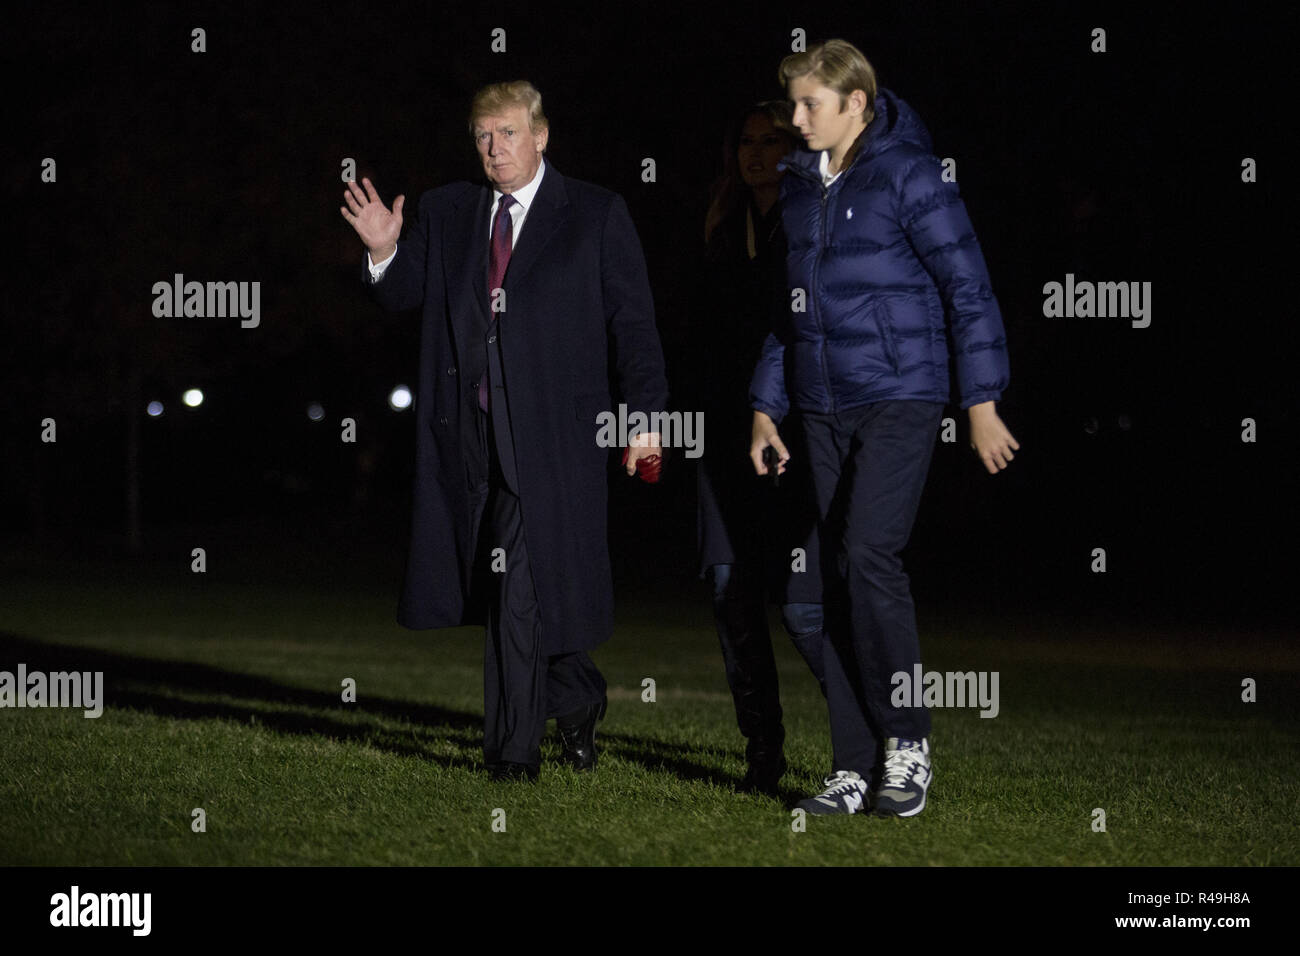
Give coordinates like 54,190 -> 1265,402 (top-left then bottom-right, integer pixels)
968,401 -> 1019,474
750,410 -> 789,476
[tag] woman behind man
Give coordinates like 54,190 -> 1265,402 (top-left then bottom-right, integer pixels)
689,101 -> 828,796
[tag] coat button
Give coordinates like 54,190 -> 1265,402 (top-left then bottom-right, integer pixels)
446,366 -> 456,375
438,416 -> 448,426
487,334 -> 496,344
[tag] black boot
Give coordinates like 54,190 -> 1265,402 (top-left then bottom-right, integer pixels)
712,564 -> 787,795
738,741 -> 788,796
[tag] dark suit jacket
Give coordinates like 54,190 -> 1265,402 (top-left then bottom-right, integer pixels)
365,161 -> 668,653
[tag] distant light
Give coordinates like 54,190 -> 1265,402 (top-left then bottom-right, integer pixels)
388,385 -> 412,411
1117,413 -> 1132,431
307,402 -> 325,422
146,401 -> 164,417
183,389 -> 204,408
1083,416 -> 1099,436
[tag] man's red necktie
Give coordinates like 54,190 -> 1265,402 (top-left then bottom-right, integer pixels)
479,193 -> 517,413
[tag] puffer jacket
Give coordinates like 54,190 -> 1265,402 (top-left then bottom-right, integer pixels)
750,87 -> 1009,421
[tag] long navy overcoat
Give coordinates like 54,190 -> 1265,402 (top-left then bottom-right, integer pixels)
365,161 -> 668,653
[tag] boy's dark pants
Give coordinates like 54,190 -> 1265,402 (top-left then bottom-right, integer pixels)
800,400 -> 946,784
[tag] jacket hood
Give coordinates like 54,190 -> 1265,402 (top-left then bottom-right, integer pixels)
780,87 -> 934,177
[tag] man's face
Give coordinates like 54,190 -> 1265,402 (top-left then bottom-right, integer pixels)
788,75 -> 863,154
738,113 -> 790,190
474,105 -> 548,193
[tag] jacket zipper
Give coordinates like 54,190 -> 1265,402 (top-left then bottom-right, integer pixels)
787,160 -> 838,414
816,185 -> 835,412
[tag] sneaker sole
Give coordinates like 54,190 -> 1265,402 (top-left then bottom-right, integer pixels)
872,792 -> 926,818
796,795 -> 869,815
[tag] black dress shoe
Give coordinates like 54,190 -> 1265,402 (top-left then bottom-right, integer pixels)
737,750 -> 788,796
556,696 -> 607,771
488,761 -> 539,782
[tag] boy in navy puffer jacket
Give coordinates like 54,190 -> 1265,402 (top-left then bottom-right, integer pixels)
749,39 -> 1019,817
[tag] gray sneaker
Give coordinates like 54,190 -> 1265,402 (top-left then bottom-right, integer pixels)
796,770 -> 870,815
872,737 -> 931,817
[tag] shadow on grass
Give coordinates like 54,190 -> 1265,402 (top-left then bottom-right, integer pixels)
0,630 -> 483,770
0,631 -> 763,791
598,738 -> 809,807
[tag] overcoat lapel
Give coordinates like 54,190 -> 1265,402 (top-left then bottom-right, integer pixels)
442,163 -> 572,364
503,166 -> 570,290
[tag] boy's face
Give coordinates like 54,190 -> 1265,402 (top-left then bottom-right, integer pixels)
788,74 -> 864,156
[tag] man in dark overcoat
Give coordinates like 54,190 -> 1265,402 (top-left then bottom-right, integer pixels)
340,80 -> 668,780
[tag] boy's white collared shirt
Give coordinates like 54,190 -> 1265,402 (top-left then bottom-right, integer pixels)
818,149 -> 843,186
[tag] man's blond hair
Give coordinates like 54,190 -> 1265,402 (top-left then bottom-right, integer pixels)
468,80 -> 549,139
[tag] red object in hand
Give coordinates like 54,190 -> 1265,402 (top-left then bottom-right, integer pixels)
621,447 -> 663,484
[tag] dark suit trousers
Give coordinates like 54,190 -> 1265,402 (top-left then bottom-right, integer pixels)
469,403 -> 605,769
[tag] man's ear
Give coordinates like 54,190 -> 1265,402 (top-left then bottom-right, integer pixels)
535,127 -> 549,154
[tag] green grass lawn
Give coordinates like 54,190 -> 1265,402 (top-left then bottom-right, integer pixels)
2,559 -> 1296,866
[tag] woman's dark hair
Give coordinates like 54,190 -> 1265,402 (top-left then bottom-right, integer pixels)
704,100 -> 802,245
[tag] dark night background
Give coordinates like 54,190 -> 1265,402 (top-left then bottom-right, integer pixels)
3,2 -> 1292,633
